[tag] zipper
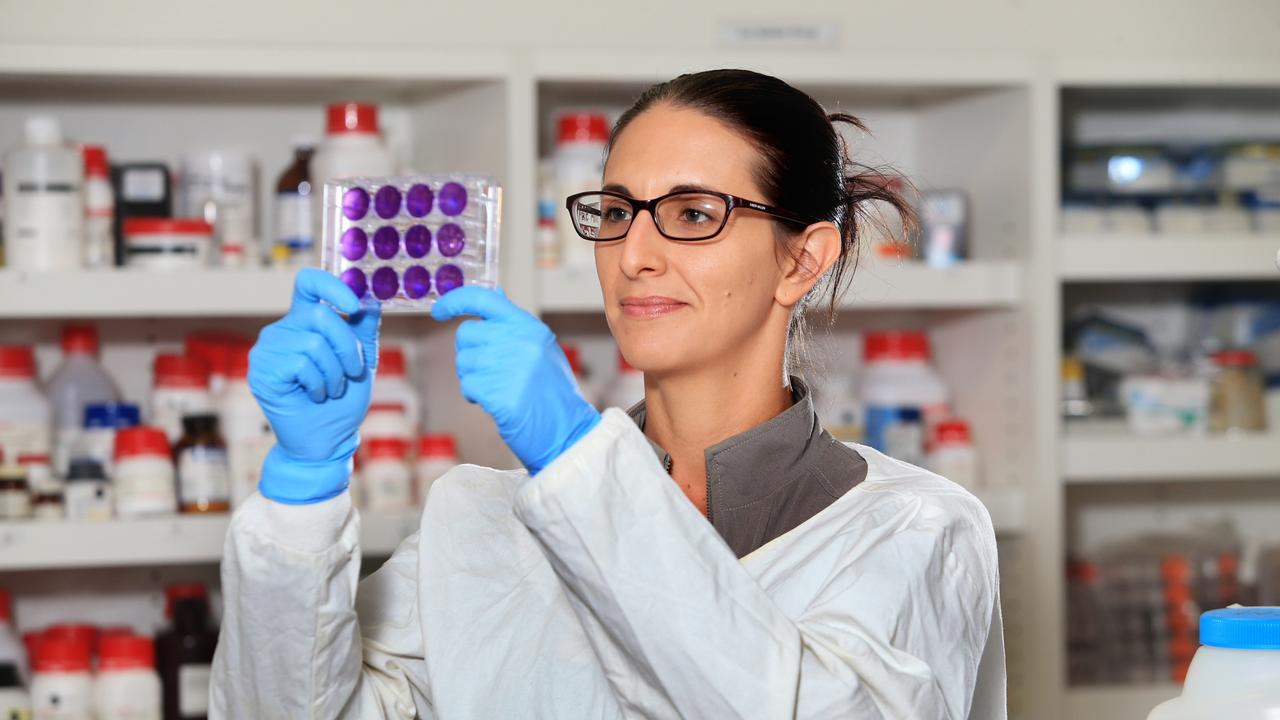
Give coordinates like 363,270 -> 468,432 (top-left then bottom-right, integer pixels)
705,467 -> 713,521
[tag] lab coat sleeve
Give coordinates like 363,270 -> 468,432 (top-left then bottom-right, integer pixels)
512,408 -> 1001,720
211,491 -> 433,720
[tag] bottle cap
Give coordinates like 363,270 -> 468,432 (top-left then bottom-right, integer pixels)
154,353 -> 210,389
25,116 -> 61,145
114,426 -> 170,460
61,324 -> 99,355
16,453 -> 50,466
560,343 -> 584,376
65,459 -> 107,481
326,102 -> 378,135
368,401 -> 407,414
44,624 -> 98,653
1200,607 -> 1280,650
181,413 -> 221,437
98,634 -> 155,671
186,332 -> 248,380
618,351 -> 638,374
933,419 -> 971,446
379,346 -> 406,377
0,588 -> 10,622
0,346 -> 36,379
228,344 -> 252,380
864,331 -> 930,362
1213,349 -> 1258,368
557,113 -> 610,145
164,582 -> 208,619
365,437 -> 410,460
417,433 -> 457,459
33,636 -> 91,673
84,402 -> 142,430
123,218 -> 214,236
82,145 -> 110,178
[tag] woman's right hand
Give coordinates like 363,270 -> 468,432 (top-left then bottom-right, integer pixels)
249,268 -> 381,504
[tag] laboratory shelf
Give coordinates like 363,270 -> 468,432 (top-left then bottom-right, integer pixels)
0,510 -> 422,571
0,269 -> 296,318
1062,430 -> 1280,483
1058,234 -> 1279,282
1064,684 -> 1179,720
537,259 -> 1023,314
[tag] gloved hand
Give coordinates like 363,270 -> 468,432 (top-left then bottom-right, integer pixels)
432,287 -> 601,475
249,268 -> 381,504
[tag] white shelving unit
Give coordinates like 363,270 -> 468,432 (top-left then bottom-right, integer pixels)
1060,234 -> 1280,282
0,511 -> 421,571
1064,431 -> 1280,482
0,269 -> 297,318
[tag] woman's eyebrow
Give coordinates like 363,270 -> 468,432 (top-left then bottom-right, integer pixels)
667,183 -> 716,194
602,183 -> 631,195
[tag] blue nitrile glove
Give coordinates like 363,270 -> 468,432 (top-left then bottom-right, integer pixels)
431,287 -> 601,475
249,268 -> 381,504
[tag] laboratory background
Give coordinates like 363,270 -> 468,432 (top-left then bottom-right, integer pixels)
1,1 -> 1280,718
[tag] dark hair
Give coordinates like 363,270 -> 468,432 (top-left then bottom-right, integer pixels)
607,69 -> 916,370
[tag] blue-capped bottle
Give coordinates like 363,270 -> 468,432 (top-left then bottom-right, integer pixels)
1147,607 -> 1280,719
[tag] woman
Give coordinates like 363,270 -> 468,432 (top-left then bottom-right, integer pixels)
212,69 -> 1005,719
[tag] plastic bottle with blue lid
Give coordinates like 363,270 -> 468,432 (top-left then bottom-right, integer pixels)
1147,607 -> 1280,719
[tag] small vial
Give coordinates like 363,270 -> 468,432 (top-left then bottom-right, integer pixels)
174,414 -> 231,514
64,459 -> 112,521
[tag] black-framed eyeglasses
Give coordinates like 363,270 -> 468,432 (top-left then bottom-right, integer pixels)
565,189 -> 818,242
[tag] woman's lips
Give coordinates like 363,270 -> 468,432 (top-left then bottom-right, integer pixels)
619,296 -> 687,318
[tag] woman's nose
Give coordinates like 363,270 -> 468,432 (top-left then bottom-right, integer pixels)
615,210 -> 668,279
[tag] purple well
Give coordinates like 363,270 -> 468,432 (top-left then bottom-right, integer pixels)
435,263 -> 464,295
374,185 -> 402,219
436,223 -> 465,257
372,226 -> 400,260
403,265 -> 431,299
438,182 -> 467,216
340,267 -> 368,298
371,267 -> 399,300
340,227 -> 368,261
342,187 -> 370,221
406,184 -> 434,217
404,225 -> 431,258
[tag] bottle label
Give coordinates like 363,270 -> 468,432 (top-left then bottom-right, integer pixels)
178,663 -> 212,716
178,446 -> 230,506
13,181 -> 81,270
65,481 -> 113,521
864,405 -> 925,467
363,463 -> 412,511
274,192 -> 314,256
122,168 -> 166,201
0,488 -> 31,519
0,420 -> 52,460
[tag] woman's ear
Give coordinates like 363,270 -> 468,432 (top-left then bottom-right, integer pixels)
776,221 -> 842,308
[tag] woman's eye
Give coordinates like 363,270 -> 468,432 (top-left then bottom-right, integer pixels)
603,207 -> 632,222
681,209 -> 711,224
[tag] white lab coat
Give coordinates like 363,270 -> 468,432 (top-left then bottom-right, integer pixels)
212,408 -> 1006,719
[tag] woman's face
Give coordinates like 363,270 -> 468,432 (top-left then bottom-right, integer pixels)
596,104 -> 801,376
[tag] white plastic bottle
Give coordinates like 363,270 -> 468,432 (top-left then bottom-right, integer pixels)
360,402 -> 413,445
30,636 -> 93,720
0,345 -> 52,461
361,437 -> 412,512
149,354 -> 212,445
93,634 -> 161,720
309,102 -> 396,257
112,427 -> 175,518
0,588 -> 27,685
2,116 -> 83,272
603,351 -> 646,412
926,419 -> 980,489
220,348 -> 273,508
82,145 -> 115,269
46,325 -> 120,477
1147,607 -> 1280,719
371,346 -> 421,432
860,331 -> 949,468
179,151 -> 258,267
414,433 -> 458,504
554,112 -> 609,269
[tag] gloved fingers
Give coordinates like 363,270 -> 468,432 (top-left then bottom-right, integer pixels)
458,371 -> 487,407
300,302 -> 365,378
347,307 -> 382,373
455,319 -> 494,350
299,331 -> 349,400
289,352 -> 329,403
454,346 -> 495,375
431,286 -> 527,323
291,268 -> 362,317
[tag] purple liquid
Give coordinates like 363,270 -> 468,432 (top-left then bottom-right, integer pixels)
340,227 -> 368,260
404,225 -> 431,258
435,263 -> 464,294
340,267 -> 368,298
372,267 -> 399,300
438,182 -> 467,216
436,223 -> 466,257
342,187 -> 370,221
373,226 -> 399,259
374,185 -> 402,219
403,265 -> 431,299
406,184 -> 434,217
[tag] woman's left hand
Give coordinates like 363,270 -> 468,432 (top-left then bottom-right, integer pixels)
432,287 -> 602,475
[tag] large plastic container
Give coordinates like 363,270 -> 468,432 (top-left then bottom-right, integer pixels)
860,331 -> 949,468
1,116 -> 84,271
309,102 -> 396,259
554,112 -> 609,269
0,345 -> 51,461
371,346 -> 420,431
1147,607 -> 1280,719
47,324 -> 120,476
